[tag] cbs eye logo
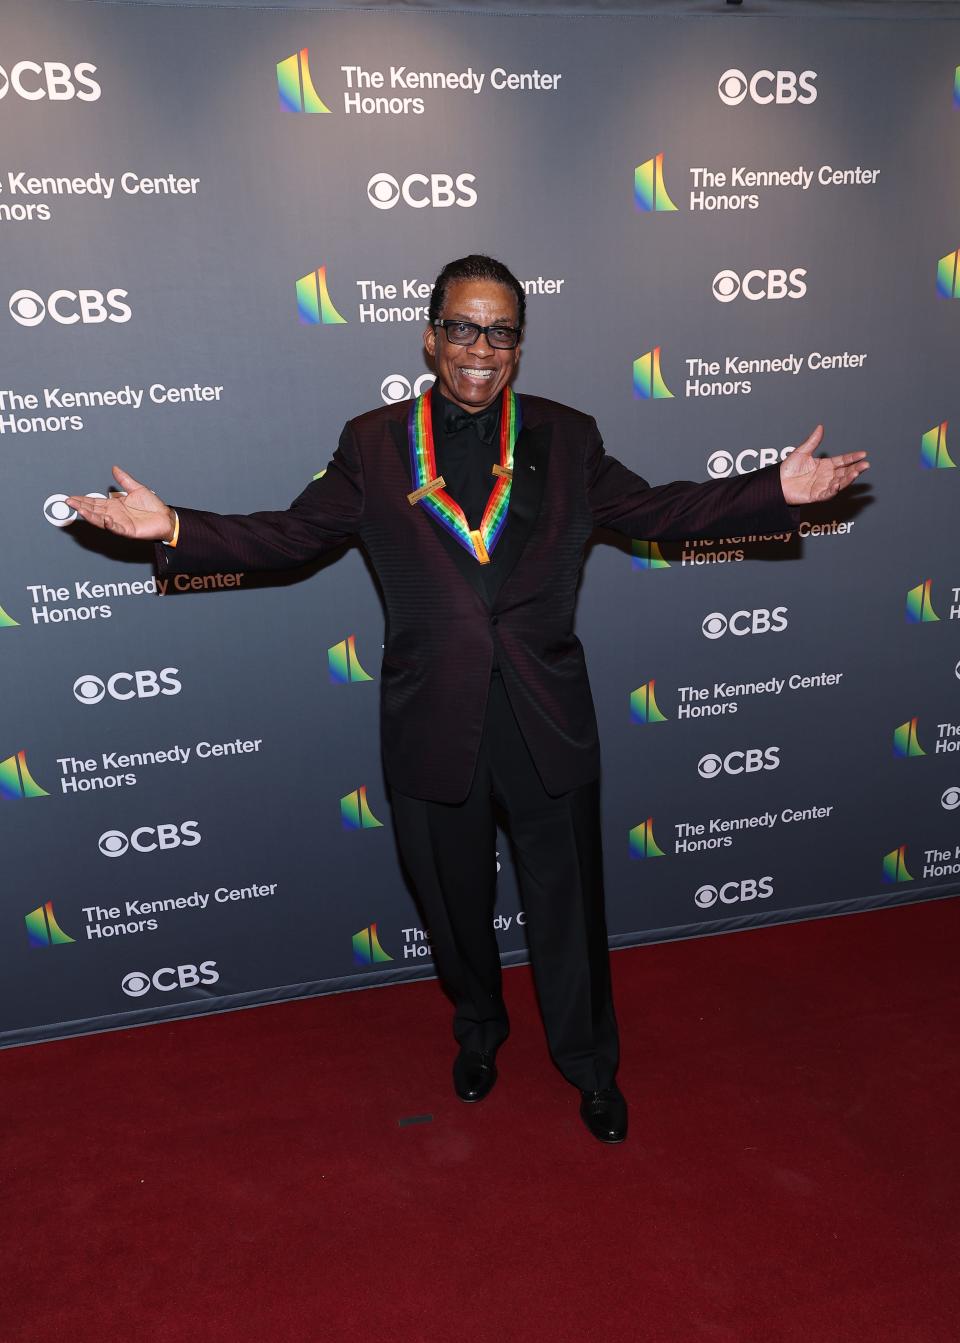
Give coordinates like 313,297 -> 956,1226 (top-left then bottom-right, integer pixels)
707,452 -> 736,479
717,70 -> 750,104
942,786 -> 960,811
10,291 -> 45,326
717,68 -> 817,106
367,174 -> 402,209
43,492 -> 107,527
380,373 -> 435,404
121,971 -> 152,997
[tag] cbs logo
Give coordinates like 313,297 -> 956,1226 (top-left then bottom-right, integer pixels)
9,288 -> 131,327
366,173 -> 477,210
717,69 -> 817,106
99,822 -> 201,857
701,608 -> 789,639
707,447 -> 795,478
121,962 -> 219,998
43,492 -> 106,527
380,373 -> 435,404
712,269 -> 807,303
698,748 -> 780,779
0,61 -> 100,102
694,877 -> 774,908
73,668 -> 182,705
942,787 -> 960,811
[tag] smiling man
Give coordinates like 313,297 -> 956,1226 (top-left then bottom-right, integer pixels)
67,254 -> 868,1144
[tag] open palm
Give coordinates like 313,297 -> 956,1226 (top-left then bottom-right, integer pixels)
67,467 -> 175,542
779,426 -> 869,506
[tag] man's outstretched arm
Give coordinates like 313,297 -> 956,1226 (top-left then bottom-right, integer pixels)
67,423 -> 365,573
586,422 -> 869,540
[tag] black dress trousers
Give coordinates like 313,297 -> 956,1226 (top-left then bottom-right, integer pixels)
390,672 -> 619,1093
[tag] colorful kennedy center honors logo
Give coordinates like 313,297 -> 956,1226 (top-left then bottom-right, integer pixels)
296,266 -> 348,324
0,601 -> 18,627
328,635 -> 373,684
921,422 -> 956,469
630,680 -> 668,724
340,786 -> 383,830
893,718 -> 926,758
25,900 -> 75,947
906,580 -> 939,623
352,922 -> 393,965
634,154 -> 678,212
882,845 -> 913,884
632,540 -> 670,570
277,48 -> 331,113
937,249 -> 960,298
0,749 -> 48,799
629,817 -> 666,859
633,347 -> 674,400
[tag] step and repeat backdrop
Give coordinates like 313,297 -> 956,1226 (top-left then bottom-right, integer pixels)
3,0 -> 960,1044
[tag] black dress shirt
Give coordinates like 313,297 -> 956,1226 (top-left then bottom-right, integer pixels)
431,389 -> 510,611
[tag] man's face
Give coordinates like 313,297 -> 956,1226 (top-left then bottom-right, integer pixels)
423,279 -> 521,414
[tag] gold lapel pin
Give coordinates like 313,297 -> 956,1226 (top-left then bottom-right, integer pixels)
407,475 -> 446,505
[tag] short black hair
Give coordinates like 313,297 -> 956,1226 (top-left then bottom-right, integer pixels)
428,254 -> 526,331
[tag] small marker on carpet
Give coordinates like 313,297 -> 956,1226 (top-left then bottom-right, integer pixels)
397,1114 -> 434,1128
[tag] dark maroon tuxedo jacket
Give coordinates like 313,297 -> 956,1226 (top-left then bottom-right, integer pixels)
156,395 -> 796,803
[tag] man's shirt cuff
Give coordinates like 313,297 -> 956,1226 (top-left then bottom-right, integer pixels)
161,509 -> 180,547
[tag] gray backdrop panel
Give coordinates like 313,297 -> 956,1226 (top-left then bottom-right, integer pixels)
2,0 -> 958,1043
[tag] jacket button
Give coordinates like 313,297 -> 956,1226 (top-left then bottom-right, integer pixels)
491,615 -> 499,626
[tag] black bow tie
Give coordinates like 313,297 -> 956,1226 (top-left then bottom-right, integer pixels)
443,399 -> 499,445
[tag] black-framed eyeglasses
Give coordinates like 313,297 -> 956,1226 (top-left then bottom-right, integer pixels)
434,319 -> 522,350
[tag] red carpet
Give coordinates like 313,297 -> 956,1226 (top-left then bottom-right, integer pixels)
3,899 -> 959,1343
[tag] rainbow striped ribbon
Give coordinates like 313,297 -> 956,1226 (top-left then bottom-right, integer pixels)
407,386 -> 521,564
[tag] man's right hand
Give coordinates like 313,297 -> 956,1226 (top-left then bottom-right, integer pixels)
67,466 -> 176,542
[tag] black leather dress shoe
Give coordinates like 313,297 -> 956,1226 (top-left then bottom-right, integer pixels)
453,1048 -> 498,1103
579,1084 -> 628,1143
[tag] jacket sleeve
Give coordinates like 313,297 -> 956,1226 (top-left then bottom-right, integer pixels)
155,422 -> 364,576
584,420 -> 799,540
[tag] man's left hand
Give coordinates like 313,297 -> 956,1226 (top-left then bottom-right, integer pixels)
779,425 -> 869,506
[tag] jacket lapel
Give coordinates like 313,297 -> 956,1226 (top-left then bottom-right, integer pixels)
487,421 -> 551,603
